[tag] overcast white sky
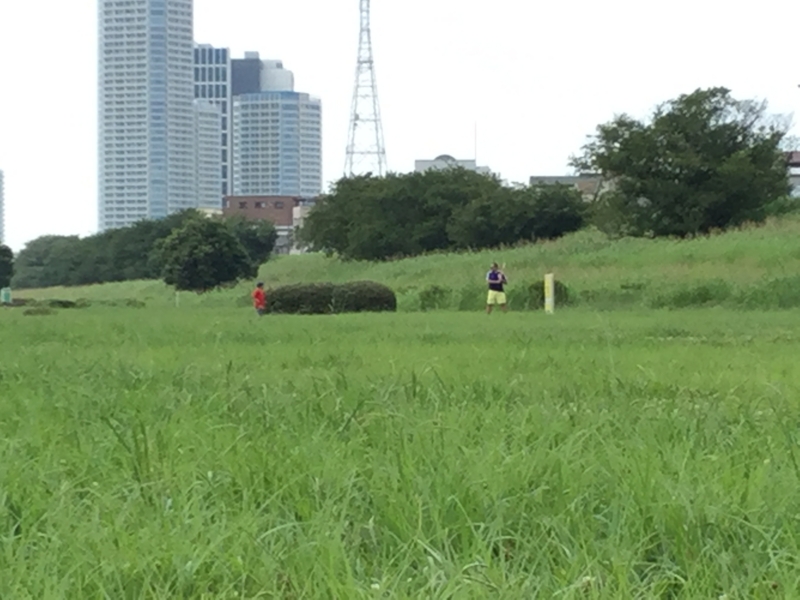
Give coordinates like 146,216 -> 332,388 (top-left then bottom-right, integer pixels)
0,0 -> 798,251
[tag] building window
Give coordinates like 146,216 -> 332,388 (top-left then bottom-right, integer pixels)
255,201 -> 266,208
239,201 -> 247,209
274,201 -> 285,209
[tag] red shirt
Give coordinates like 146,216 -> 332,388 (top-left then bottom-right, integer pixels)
252,288 -> 266,309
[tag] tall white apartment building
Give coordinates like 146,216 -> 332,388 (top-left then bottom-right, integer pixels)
193,100 -> 222,209
233,91 -> 322,197
193,44 -> 231,199
232,60 -> 321,198
98,0 -> 195,231
0,170 -> 5,244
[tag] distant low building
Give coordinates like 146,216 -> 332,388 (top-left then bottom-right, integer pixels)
529,174 -> 605,201
415,155 -> 492,175
291,198 -> 317,255
788,151 -> 800,198
223,195 -> 317,254
197,207 -> 223,218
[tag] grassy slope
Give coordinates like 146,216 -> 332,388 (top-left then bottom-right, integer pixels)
16,215 -> 800,310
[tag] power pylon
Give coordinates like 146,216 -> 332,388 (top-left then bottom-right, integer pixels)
344,0 -> 387,176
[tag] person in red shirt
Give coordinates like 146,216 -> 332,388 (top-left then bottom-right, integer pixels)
252,282 -> 267,316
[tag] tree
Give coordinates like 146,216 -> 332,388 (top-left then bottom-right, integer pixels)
0,245 -> 13,288
224,216 -> 278,265
11,210 -> 204,289
572,87 -> 791,237
299,168 -> 508,260
157,218 -> 256,293
12,235 -> 84,288
447,184 -> 587,250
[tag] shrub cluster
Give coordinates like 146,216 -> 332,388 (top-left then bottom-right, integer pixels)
268,281 -> 397,315
417,280 -> 570,311
525,280 -> 570,310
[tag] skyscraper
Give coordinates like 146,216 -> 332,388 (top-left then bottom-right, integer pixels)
193,44 -> 231,198
193,100 -> 222,209
98,0 -> 195,231
231,51 -> 262,96
0,170 -> 5,244
232,60 -> 321,198
233,92 -> 322,198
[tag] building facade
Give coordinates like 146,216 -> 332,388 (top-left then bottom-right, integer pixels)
193,44 -> 231,198
0,169 -> 4,244
415,155 -> 491,175
789,151 -> 800,198
231,52 -> 262,96
233,89 -> 322,198
529,174 -> 605,201
193,100 -> 223,209
223,194 -> 300,254
98,0 -> 195,231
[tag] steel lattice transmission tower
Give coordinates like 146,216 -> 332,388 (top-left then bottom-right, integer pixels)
344,0 -> 387,176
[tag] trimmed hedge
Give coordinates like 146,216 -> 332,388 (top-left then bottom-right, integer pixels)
331,281 -> 397,313
268,281 -> 396,315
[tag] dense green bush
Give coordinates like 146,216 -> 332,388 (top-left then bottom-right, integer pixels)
23,307 -> 56,316
268,283 -> 336,314
47,299 -> 79,309
735,276 -> 800,310
332,281 -> 397,313
268,281 -> 396,315
526,280 -> 570,310
418,285 -> 452,311
0,244 -> 13,289
648,280 -> 732,309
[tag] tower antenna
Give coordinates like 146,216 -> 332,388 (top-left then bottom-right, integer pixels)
344,0 -> 387,176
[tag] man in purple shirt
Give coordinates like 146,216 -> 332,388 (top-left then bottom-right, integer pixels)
486,262 -> 508,314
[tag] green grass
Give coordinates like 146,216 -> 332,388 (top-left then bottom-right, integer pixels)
14,215 -> 800,312
2,306 -> 800,597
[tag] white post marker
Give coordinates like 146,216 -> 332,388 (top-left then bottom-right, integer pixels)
544,273 -> 555,314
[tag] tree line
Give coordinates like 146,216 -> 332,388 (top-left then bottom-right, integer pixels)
11,211 -> 277,290
297,170 -> 588,261
300,87 -> 795,261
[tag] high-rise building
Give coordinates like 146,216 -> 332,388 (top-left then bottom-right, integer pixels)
233,91 -> 322,197
193,100 -> 223,209
193,44 -> 231,198
0,169 -> 5,244
98,0 -> 195,231
231,51 -> 262,96
232,59 -> 321,198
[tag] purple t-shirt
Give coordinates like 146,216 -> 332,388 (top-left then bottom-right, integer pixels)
487,270 -> 506,292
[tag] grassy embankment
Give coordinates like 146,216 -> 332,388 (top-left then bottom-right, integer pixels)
15,215 -> 800,311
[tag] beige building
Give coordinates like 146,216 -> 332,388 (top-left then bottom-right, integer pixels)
529,174 -> 606,201
222,195 -> 318,254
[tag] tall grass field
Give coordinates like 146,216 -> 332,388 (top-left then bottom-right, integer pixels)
4,217 -> 800,597
2,305 -> 800,597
